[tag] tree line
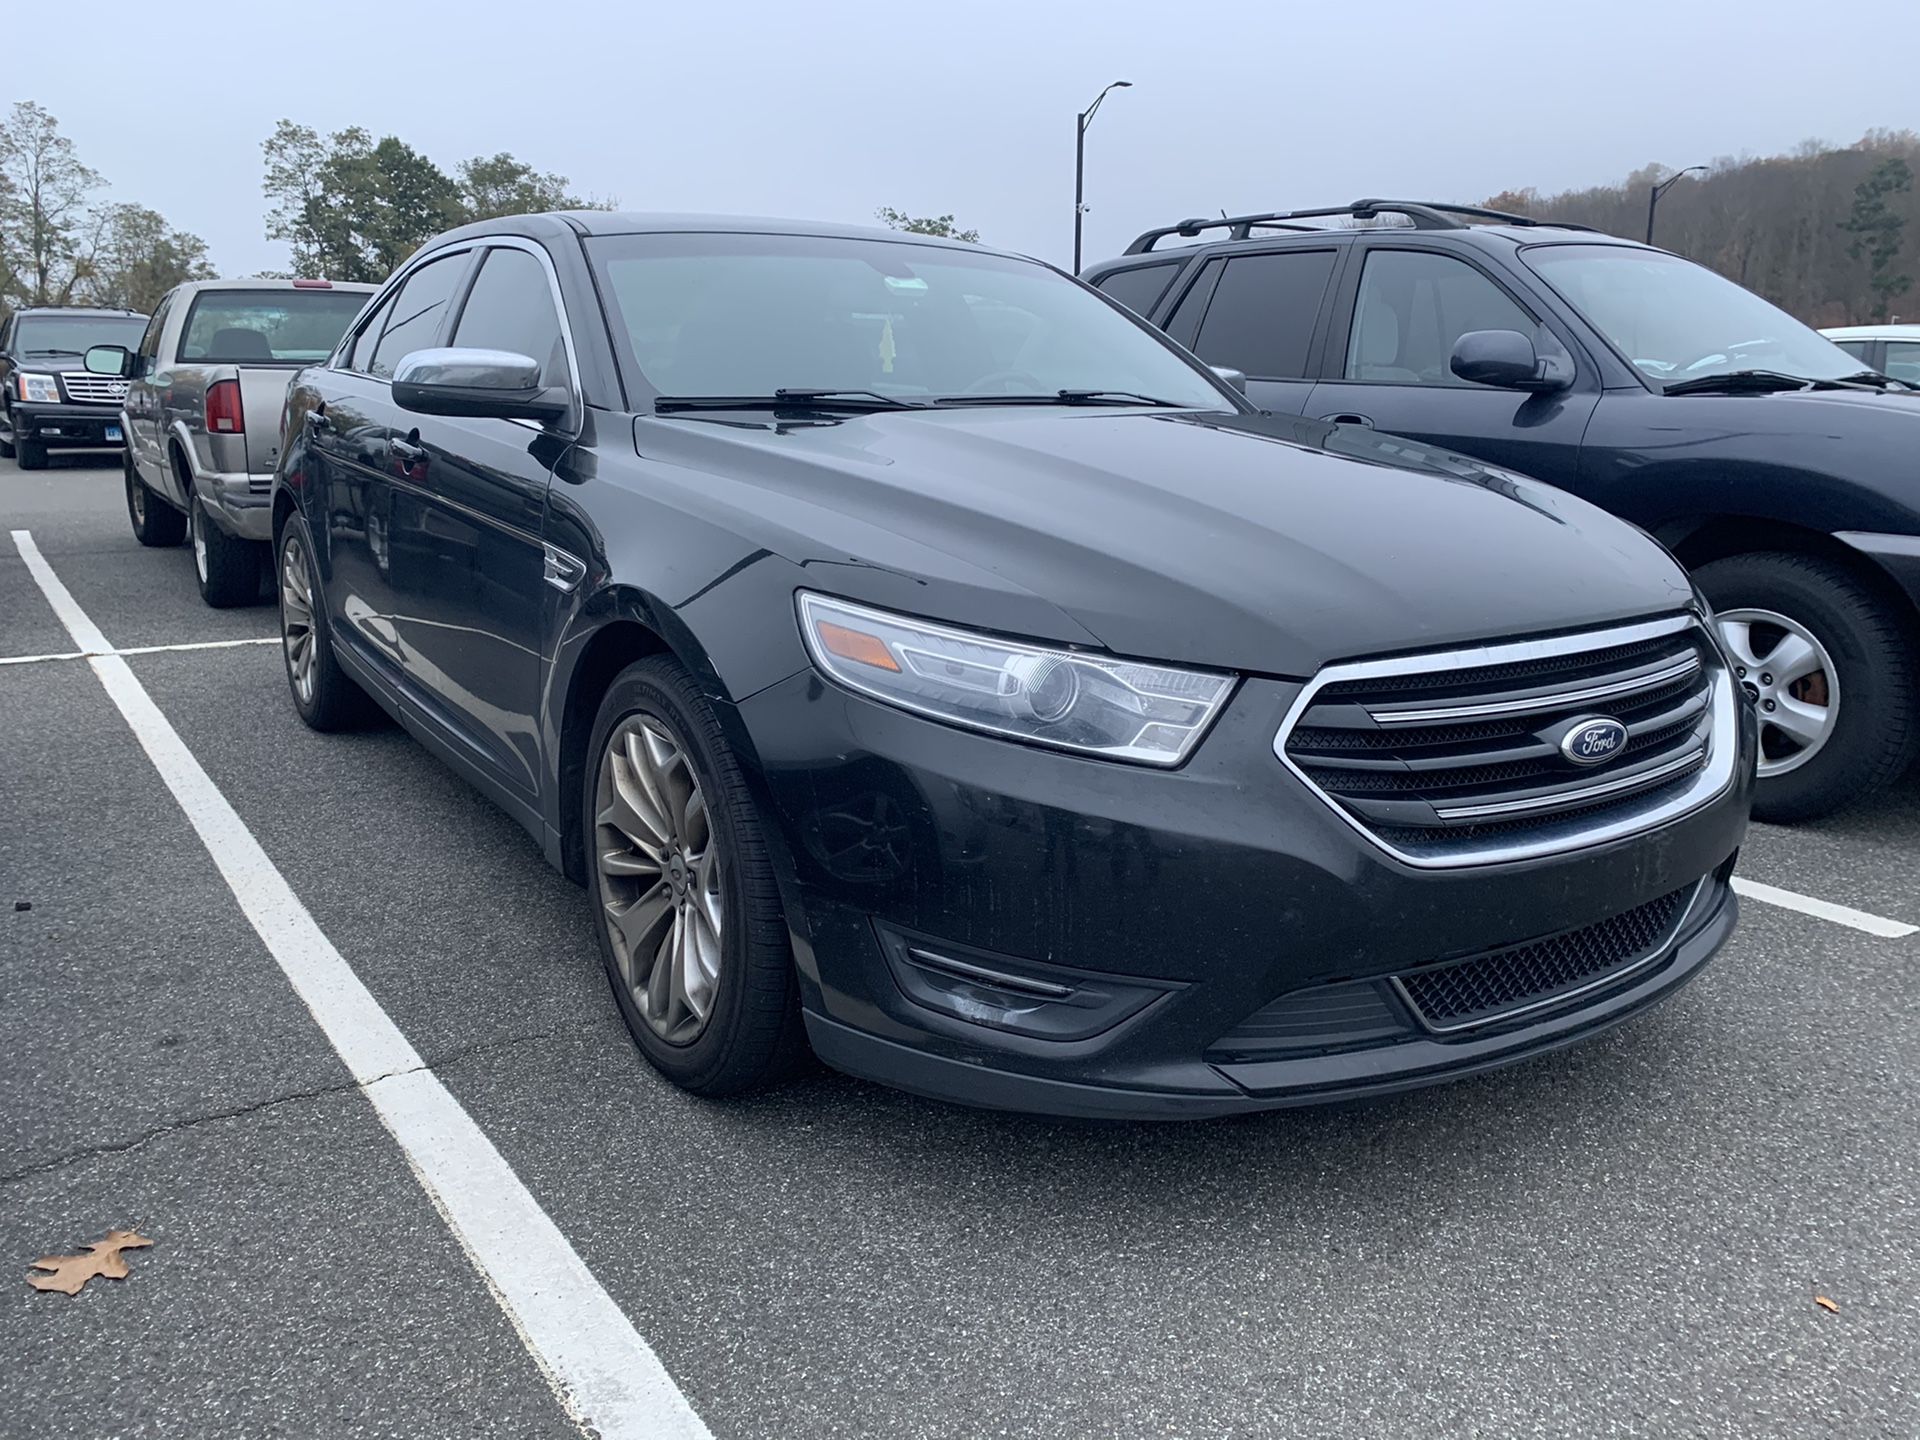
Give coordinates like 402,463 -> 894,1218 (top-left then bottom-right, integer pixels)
1485,130 -> 1918,326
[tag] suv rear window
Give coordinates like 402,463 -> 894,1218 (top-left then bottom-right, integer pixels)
178,289 -> 370,365
1190,250 -> 1337,379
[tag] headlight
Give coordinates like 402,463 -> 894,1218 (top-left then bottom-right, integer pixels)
18,373 -> 60,403
797,591 -> 1235,765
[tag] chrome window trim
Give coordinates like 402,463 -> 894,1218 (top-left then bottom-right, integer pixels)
1390,877 -> 1708,1034
1272,613 -> 1739,869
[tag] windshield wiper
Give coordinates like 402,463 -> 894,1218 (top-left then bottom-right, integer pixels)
1663,369 -> 1827,396
653,389 -> 926,413
23,348 -> 84,358
932,389 -> 1184,407
1834,369 -> 1916,392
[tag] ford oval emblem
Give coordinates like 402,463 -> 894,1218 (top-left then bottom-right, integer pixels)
1561,716 -> 1628,766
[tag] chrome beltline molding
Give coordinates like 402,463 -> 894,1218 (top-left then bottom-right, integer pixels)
1271,612 -> 1740,869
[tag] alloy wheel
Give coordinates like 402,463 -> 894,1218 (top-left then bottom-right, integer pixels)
129,478 -> 147,526
280,534 -> 317,705
595,714 -> 724,1045
191,503 -> 209,582
1715,607 -> 1838,777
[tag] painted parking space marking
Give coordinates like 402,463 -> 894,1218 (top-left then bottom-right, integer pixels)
0,635 -> 280,666
1732,876 -> 1917,939
10,530 -> 710,1440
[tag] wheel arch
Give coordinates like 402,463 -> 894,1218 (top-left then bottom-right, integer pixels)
1659,513 -> 1920,628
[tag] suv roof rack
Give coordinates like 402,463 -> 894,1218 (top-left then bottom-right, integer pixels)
1123,199 -> 1596,255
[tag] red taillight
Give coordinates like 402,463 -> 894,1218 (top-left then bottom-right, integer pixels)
207,379 -> 245,434
290,278 -> 333,289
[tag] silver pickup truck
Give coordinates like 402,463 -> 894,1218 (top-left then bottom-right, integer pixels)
85,278 -> 375,605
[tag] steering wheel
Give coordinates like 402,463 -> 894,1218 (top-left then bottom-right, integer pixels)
1679,337 -> 1779,374
963,370 -> 1048,395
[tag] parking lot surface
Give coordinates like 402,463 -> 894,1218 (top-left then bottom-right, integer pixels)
4,452 -> 1918,1438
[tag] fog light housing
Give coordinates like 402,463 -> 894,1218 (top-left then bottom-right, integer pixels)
874,924 -> 1173,1041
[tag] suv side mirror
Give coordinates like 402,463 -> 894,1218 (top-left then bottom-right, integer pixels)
85,345 -> 135,379
1450,330 -> 1572,393
391,348 -> 570,424
1210,365 -> 1249,395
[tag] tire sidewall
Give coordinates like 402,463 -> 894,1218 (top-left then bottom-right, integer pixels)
277,514 -> 331,726
1697,553 -> 1914,818
584,664 -> 761,1088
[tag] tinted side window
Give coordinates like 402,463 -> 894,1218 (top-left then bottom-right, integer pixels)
1346,249 -> 1536,385
137,295 -> 173,360
1094,263 -> 1180,317
370,254 -> 467,380
1163,259 -> 1223,349
346,292 -> 397,373
1886,341 -> 1920,384
451,247 -> 568,387
1190,250 -> 1337,379
1832,339 -> 1872,362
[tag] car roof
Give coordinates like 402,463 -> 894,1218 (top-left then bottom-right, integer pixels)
424,209 -> 1017,262
1821,323 -> 1920,340
167,278 -> 380,293
1087,222 -> 1649,274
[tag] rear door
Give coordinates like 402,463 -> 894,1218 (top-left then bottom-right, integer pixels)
385,240 -> 575,800
1305,243 -> 1598,486
311,251 -> 475,674
1172,246 -> 1345,414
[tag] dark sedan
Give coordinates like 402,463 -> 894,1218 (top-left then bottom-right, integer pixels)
270,213 -> 1753,1118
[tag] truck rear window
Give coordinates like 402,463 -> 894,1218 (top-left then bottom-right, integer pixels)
177,290 -> 371,366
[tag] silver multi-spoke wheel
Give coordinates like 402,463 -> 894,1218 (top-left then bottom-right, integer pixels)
596,714 -> 725,1044
129,480 -> 147,526
1716,607 -> 1838,777
280,533 -> 318,705
191,503 -> 209,583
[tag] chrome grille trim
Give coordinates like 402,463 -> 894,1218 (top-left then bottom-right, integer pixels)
1431,748 -> 1708,821
58,372 -> 130,405
1273,614 -> 1739,869
1370,654 -> 1700,725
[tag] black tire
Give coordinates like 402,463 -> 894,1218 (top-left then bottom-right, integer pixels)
125,450 -> 187,546
584,655 -> 803,1096
276,514 -> 375,731
191,494 -> 264,607
1695,551 -> 1918,822
0,405 -> 15,459
16,437 -> 47,470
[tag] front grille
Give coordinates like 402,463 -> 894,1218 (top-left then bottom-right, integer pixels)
1393,884 -> 1696,1032
59,372 -> 130,405
1278,616 -> 1728,865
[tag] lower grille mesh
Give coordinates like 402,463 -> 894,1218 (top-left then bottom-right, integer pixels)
1396,885 -> 1692,1030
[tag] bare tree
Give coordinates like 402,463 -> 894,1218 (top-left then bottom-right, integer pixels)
0,102 -> 103,306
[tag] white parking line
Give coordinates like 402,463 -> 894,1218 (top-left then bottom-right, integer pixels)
1732,876 -> 1917,939
0,636 -> 281,666
10,531 -> 711,1440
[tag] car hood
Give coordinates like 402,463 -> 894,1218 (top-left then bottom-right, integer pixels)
634,407 -> 1691,677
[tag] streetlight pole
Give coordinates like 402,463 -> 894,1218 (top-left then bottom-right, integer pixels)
1646,165 -> 1706,246
1073,80 -> 1132,274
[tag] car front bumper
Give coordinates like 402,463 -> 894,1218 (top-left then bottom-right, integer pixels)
13,402 -> 123,448
738,669 -> 1757,1120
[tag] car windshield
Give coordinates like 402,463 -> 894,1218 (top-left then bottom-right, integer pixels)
586,231 -> 1233,409
12,314 -> 147,357
1523,244 -> 1862,385
178,289 -> 371,365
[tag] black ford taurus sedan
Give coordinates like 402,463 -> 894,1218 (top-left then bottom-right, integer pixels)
271,212 -> 1755,1118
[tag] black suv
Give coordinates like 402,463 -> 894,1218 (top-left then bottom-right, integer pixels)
0,306 -> 148,468
1085,201 -> 1920,821
272,212 -> 1750,1118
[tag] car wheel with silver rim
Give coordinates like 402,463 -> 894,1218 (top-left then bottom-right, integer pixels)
1696,550 -> 1918,822
275,515 -> 372,731
584,655 -> 802,1093
124,448 -> 185,546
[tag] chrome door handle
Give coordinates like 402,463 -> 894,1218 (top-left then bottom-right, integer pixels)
391,436 -> 428,463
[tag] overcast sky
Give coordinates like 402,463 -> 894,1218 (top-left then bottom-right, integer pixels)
12,1 -> 1910,277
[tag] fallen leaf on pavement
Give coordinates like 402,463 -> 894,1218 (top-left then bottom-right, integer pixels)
1814,1295 -> 1839,1314
26,1230 -> 153,1296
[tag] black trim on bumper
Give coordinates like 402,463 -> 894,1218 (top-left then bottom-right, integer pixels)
12,402 -> 124,447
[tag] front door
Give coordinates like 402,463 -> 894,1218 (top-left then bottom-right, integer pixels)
384,242 -> 574,800
1306,244 -> 1599,488
125,293 -> 174,491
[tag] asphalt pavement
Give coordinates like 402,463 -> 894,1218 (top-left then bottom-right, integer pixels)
3,450 -> 1917,1438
